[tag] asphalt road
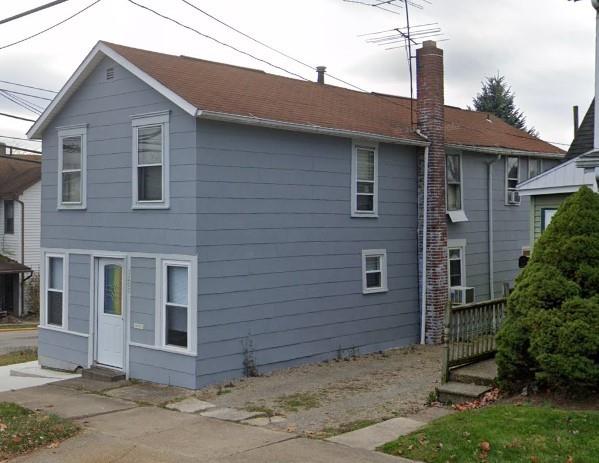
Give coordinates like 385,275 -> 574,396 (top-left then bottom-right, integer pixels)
0,329 -> 38,355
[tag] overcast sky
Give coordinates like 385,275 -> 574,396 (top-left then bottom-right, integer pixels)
0,0 -> 596,152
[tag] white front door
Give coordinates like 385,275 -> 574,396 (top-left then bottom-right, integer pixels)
96,258 -> 125,369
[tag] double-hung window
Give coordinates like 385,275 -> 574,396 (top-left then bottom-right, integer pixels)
506,156 -> 520,205
45,255 -> 65,327
448,247 -> 465,288
4,200 -> 14,234
161,261 -> 193,351
446,154 -> 462,211
528,158 -> 542,179
362,249 -> 388,294
132,111 -> 170,208
58,125 -> 87,209
351,143 -> 378,217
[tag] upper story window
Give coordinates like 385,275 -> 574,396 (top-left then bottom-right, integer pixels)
132,111 -> 170,209
506,156 -> 520,205
361,249 -> 388,294
351,143 -> 378,217
4,200 -> 14,235
58,125 -> 87,209
446,154 -> 462,211
528,158 -> 542,179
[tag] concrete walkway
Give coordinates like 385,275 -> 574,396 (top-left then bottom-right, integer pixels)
1,380 -> 416,463
0,361 -> 79,393
328,406 -> 454,451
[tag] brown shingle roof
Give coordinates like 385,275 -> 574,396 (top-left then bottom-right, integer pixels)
0,155 -> 41,198
105,42 -> 563,155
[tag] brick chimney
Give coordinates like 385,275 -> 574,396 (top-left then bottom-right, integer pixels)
417,40 -> 448,344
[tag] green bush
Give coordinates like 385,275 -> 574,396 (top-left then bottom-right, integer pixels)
497,186 -> 599,392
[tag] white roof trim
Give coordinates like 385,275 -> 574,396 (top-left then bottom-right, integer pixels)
447,143 -> 564,160
27,42 -> 198,139
518,185 -> 584,196
198,110 -> 430,147
518,156 -> 579,189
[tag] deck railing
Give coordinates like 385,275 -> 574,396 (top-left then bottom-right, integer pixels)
441,298 -> 507,383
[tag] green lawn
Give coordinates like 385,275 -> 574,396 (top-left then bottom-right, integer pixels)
0,349 -> 37,367
0,402 -> 78,459
380,405 -> 599,463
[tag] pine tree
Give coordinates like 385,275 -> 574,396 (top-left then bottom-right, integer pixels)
472,74 -> 538,137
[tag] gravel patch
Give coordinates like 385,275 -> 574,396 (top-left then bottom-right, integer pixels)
196,344 -> 443,436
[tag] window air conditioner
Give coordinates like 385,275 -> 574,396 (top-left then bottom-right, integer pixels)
450,286 -> 475,306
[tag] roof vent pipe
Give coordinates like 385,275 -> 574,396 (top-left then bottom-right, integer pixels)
316,66 -> 326,84
573,105 -> 580,137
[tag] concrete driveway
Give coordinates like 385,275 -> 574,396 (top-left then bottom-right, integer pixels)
0,381 -> 414,463
0,328 -> 37,354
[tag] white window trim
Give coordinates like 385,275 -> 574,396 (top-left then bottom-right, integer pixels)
446,152 -> 464,213
57,124 -> 87,210
131,111 -> 170,209
41,252 -> 68,330
505,156 -> 521,206
157,258 -> 197,355
447,239 -> 467,288
351,142 -> 379,218
361,249 -> 388,294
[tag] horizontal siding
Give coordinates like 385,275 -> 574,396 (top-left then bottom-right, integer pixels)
195,120 -> 421,384
68,253 -> 90,334
38,328 -> 88,371
40,56 -> 197,255
130,257 -> 156,345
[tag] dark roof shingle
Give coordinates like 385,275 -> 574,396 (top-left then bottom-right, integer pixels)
0,155 -> 41,197
565,100 -> 594,161
104,42 -> 564,156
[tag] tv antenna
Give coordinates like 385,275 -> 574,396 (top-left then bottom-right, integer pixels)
343,0 -> 447,127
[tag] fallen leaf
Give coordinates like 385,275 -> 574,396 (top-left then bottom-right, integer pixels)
566,457 -> 573,463
0,423 -> 7,431
480,441 -> 491,453
12,435 -> 22,444
47,442 -> 60,449
530,456 -> 539,463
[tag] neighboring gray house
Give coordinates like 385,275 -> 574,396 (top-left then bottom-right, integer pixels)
27,41 -> 563,388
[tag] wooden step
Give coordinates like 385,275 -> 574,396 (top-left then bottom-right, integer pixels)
449,359 -> 497,387
82,366 -> 125,382
436,381 -> 492,405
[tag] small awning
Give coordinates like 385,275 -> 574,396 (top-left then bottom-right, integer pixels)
0,256 -> 31,274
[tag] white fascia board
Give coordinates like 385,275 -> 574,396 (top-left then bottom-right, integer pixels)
27,42 -> 198,139
197,110 -> 430,147
518,156 -> 581,191
518,185 -> 587,196
447,143 -> 565,160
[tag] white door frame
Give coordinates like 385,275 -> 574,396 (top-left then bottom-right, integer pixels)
92,255 -> 128,371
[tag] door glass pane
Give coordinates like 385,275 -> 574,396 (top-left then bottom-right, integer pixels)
47,291 -> 63,326
357,149 -> 374,180
48,257 -> 63,290
138,166 -> 162,201
167,266 -> 188,305
62,171 -> 81,203
62,136 -> 81,170
138,126 -> 162,165
166,305 -> 188,347
103,264 -> 122,316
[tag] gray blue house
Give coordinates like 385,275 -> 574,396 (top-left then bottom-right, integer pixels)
27,41 -> 563,388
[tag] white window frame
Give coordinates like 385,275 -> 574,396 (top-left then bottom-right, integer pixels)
528,157 -> 543,179
446,152 -> 464,212
351,142 -> 379,217
505,156 -> 521,205
132,111 -> 170,209
447,239 -> 466,289
157,258 -> 197,354
361,249 -> 388,294
42,252 -> 68,329
57,125 -> 87,210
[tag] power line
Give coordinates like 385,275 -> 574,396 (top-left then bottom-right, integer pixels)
0,0 -> 102,52
0,88 -> 52,101
0,91 -> 42,114
127,0 -> 310,82
0,112 -> 36,123
4,90 -> 45,113
0,0 -> 70,26
0,79 -> 57,94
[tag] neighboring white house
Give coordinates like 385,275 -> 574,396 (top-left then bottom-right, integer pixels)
0,152 -> 41,316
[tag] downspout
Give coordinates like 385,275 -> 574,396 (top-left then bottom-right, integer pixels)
416,129 -> 430,345
16,198 -> 25,316
486,155 -> 501,299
